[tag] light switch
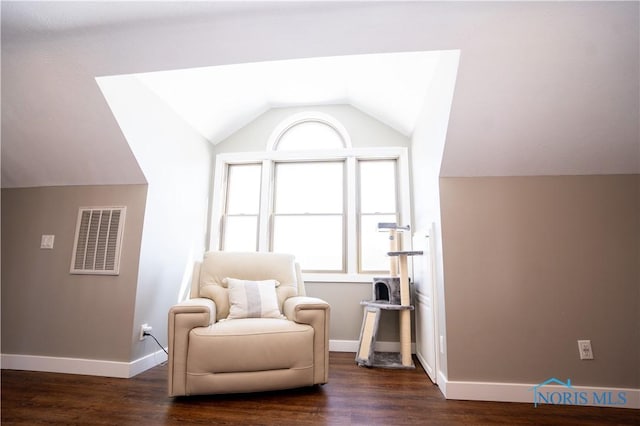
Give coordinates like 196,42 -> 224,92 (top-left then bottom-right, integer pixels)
40,234 -> 55,249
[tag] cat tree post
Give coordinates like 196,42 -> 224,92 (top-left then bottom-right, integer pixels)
398,253 -> 411,366
388,228 -> 399,276
387,250 -> 421,367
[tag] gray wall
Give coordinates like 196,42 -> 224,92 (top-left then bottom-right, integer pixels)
1,185 -> 146,361
437,1 -> 638,177
1,73 -> 215,366
215,104 -> 411,342
440,175 -> 640,388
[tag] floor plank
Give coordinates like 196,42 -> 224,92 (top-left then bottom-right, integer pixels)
2,353 -> 637,425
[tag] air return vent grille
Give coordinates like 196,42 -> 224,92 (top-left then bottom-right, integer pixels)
70,207 -> 126,275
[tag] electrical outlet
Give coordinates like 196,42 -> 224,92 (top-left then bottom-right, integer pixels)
578,339 -> 594,360
40,234 -> 55,249
139,324 -> 152,341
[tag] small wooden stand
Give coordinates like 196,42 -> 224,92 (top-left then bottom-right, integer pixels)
356,223 -> 423,369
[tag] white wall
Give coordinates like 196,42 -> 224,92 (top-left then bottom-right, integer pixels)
97,76 -> 212,362
410,50 -> 460,378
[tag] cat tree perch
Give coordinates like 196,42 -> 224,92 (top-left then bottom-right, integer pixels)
356,222 -> 423,369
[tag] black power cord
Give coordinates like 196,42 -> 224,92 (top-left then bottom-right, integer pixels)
143,331 -> 169,356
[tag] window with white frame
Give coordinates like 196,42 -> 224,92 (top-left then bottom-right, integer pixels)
358,159 -> 399,272
221,163 -> 262,251
273,161 -> 345,272
212,113 -> 410,281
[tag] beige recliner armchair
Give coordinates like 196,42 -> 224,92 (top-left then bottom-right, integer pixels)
168,251 -> 330,396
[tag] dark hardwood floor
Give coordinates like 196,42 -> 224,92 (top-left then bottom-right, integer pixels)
1,352 -> 637,425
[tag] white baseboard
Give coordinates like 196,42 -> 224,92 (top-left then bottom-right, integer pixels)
332,344 -> 639,409
329,339 -> 416,354
4,340 -> 383,377
1,349 -> 167,379
437,370 -> 448,395
128,348 -> 169,377
440,376 -> 640,409
6,347 -> 636,410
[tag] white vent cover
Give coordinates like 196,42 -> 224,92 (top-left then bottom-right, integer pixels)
70,207 -> 126,275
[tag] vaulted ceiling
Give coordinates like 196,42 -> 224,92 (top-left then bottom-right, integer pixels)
131,51 -> 441,145
2,1 -> 638,188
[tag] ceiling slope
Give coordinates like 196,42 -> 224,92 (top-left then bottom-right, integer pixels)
134,52 -> 440,145
2,1 -> 638,188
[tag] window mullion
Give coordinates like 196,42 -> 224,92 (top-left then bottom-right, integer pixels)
258,159 -> 273,252
346,156 -> 357,274
397,151 -> 412,253
209,156 -> 227,250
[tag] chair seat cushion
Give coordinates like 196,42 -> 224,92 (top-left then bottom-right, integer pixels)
187,318 -> 314,374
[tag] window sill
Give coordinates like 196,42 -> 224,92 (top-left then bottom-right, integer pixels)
302,273 -> 379,284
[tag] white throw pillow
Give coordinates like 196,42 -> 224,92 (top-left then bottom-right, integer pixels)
226,278 -> 284,319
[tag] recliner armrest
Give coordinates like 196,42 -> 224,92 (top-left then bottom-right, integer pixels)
283,296 -> 330,384
170,297 -> 216,322
168,298 -> 216,396
283,296 -> 329,322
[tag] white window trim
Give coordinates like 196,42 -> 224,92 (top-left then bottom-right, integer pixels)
266,111 -> 353,151
210,147 -> 411,283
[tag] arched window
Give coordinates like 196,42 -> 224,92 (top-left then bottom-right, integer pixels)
267,112 -> 352,151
